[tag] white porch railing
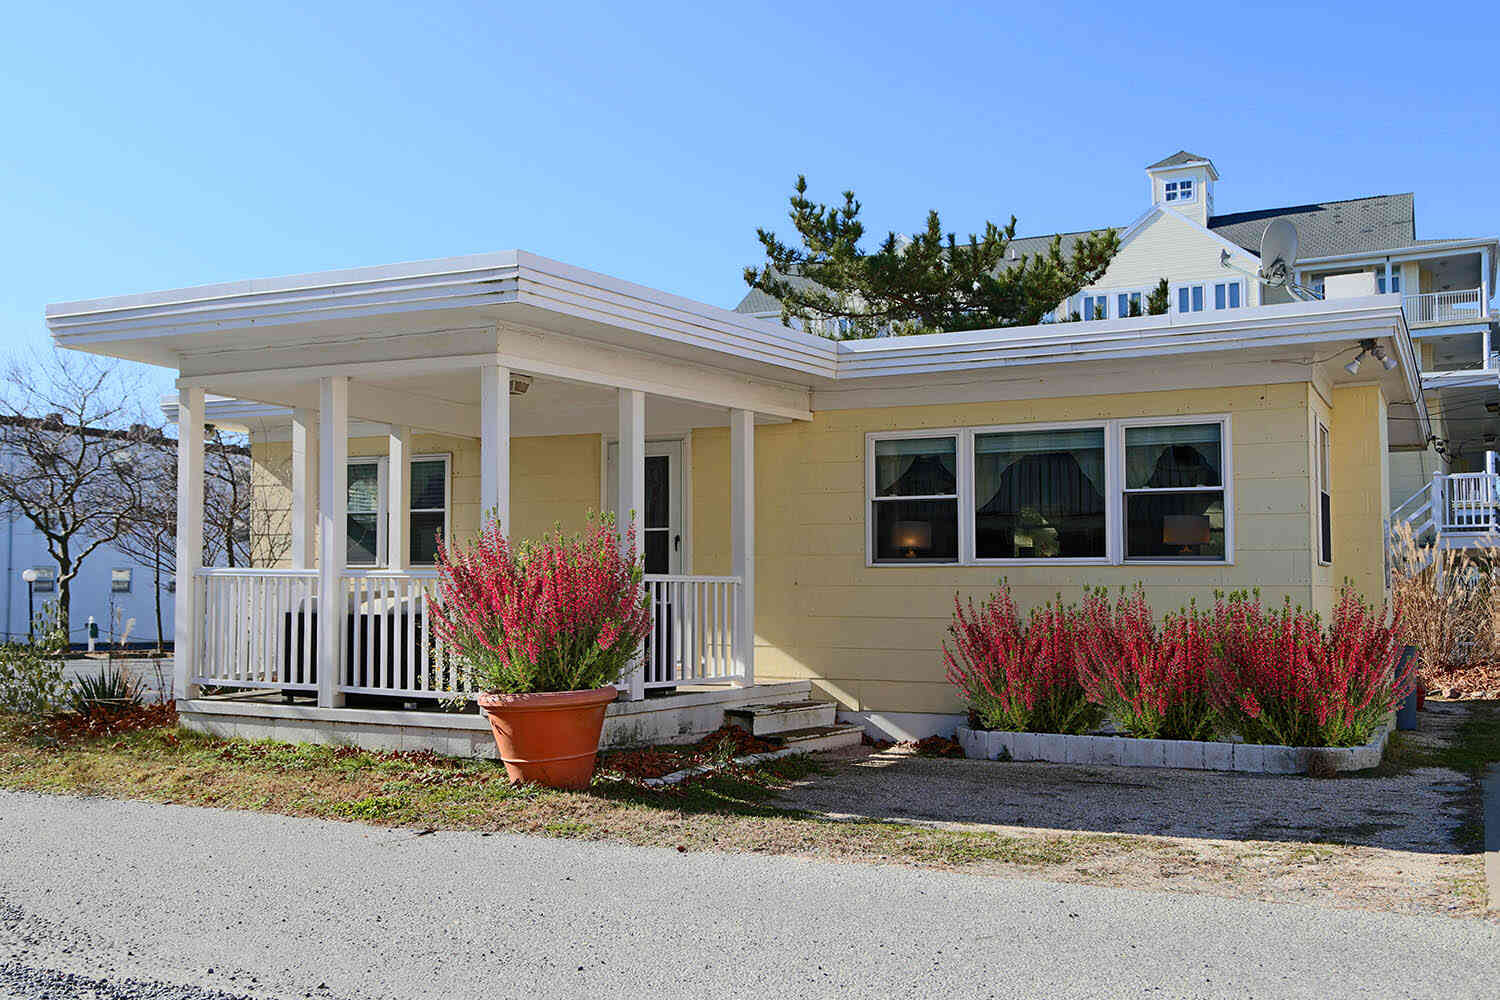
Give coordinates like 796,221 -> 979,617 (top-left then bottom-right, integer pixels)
642,574 -> 743,690
191,568 -> 744,699
1403,288 -> 1486,328
1389,472 -> 1500,560
338,570 -> 473,699
194,569 -> 319,691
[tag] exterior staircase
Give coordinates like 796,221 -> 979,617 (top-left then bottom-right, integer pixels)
724,699 -> 864,753
1389,471 -> 1500,559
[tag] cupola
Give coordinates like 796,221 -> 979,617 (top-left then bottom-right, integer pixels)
1145,150 -> 1218,226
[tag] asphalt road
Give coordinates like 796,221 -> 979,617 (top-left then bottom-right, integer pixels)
0,791 -> 1496,1000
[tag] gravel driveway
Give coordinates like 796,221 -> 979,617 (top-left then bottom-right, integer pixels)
2,790 -> 1498,999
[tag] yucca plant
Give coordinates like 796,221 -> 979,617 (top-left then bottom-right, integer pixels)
70,662 -> 144,715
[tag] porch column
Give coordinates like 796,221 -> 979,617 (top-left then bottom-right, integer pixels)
730,407 -> 755,687
388,424 -> 411,571
617,388 -> 646,700
317,376 -> 348,709
172,385 -> 205,702
290,407 -> 318,569
480,365 -> 511,533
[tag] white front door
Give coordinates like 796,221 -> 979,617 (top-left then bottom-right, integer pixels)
606,439 -> 683,574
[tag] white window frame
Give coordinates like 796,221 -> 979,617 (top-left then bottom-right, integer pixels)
407,453 -> 451,567
1117,414 -> 1234,565
1115,290 -> 1143,318
1081,293 -> 1109,321
1173,283 -> 1207,314
1212,279 -> 1244,311
110,568 -> 132,594
1164,178 -> 1195,203
345,453 -> 451,568
30,566 -> 56,593
1316,423 -> 1332,565
865,414 -> 1233,567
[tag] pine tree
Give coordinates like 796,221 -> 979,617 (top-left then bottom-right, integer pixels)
745,176 -> 1120,338
1146,278 -> 1170,316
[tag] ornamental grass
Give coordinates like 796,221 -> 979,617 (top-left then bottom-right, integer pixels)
429,512 -> 652,695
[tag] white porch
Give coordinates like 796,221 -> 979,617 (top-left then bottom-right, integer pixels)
170,366 -> 770,713
1390,468 -> 1500,551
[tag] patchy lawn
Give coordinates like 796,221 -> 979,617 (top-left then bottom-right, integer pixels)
1,703 -> 1496,920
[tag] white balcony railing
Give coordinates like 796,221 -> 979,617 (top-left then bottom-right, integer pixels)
642,574 -> 743,690
1403,288 -> 1486,328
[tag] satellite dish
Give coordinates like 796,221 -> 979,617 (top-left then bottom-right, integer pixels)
1258,219 -> 1299,287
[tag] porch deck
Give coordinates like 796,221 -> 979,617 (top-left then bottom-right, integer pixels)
179,680 -> 813,753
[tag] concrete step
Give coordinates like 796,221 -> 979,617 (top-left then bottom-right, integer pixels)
775,723 -> 865,754
724,699 -> 837,736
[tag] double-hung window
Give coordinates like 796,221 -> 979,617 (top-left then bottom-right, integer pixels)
111,568 -> 132,594
1177,285 -> 1205,314
1213,280 -> 1242,310
868,417 -> 1231,565
1116,291 -> 1143,318
1164,178 -> 1194,202
1316,424 -> 1332,564
1122,422 -> 1226,560
1081,294 -> 1109,321
1377,267 -> 1402,294
974,428 -> 1107,559
346,455 -> 451,567
870,436 -> 959,562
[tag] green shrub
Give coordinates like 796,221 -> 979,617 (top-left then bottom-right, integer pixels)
70,662 -> 143,714
0,606 -> 69,720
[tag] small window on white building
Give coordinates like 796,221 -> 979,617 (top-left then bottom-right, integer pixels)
1177,285 -> 1205,313
1116,291 -> 1143,318
1164,179 -> 1195,203
29,567 -> 55,593
1213,281 -> 1242,310
111,568 -> 132,593
1377,267 -> 1403,294
1082,294 -> 1108,321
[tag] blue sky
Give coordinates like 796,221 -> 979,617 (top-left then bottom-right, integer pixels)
3,1 -> 1497,398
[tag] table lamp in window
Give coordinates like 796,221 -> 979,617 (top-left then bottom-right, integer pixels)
893,521 -> 932,558
1162,514 -> 1211,555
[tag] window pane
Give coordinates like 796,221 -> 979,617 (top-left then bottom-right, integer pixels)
348,462 -> 378,513
644,455 -> 669,529
1215,284 -> 1226,309
873,499 -> 958,562
1319,492 -> 1332,563
1126,492 -> 1225,560
875,438 -> 956,497
1228,283 -> 1240,308
1178,287 -> 1189,312
975,428 -> 1106,559
411,459 -> 445,509
410,511 -> 444,565
348,512 -> 379,565
1191,286 -> 1203,311
1125,423 -> 1223,488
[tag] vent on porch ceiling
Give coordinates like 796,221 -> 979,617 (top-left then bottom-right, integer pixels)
510,374 -> 532,396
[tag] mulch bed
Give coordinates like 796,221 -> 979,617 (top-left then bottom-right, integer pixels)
597,725 -> 780,782
41,702 -> 178,741
1425,660 -> 1500,699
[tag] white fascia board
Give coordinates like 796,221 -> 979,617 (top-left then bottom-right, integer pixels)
47,250 -> 839,381
1422,369 -> 1500,391
1299,237 -> 1500,268
159,393 -> 289,429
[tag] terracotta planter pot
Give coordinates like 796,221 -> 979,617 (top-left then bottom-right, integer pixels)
477,686 -> 618,789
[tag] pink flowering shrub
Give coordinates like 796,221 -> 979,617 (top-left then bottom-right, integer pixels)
942,586 -> 1102,734
1076,588 -> 1220,741
1214,587 -> 1414,748
428,513 -> 652,694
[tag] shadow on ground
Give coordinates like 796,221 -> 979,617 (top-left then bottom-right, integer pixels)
777,701 -> 1484,855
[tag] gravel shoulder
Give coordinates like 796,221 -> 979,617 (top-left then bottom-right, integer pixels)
2,790 -> 1498,1000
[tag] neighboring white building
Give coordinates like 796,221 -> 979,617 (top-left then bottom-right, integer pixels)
1,512 -> 173,647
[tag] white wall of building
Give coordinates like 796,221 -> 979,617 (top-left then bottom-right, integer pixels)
1,512 -> 174,647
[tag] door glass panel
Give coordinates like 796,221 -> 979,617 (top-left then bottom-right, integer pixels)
644,455 -> 669,529
644,530 -> 670,574
347,462 -> 380,565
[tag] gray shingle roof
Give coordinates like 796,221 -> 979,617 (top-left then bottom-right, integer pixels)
1147,150 -> 1213,169
1207,193 -> 1415,258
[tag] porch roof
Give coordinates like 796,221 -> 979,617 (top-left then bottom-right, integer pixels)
47,249 -> 1427,442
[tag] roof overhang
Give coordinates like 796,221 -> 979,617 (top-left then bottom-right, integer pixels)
50,252 -> 1426,443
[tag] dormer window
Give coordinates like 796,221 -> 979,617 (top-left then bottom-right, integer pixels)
1164,179 -> 1195,203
